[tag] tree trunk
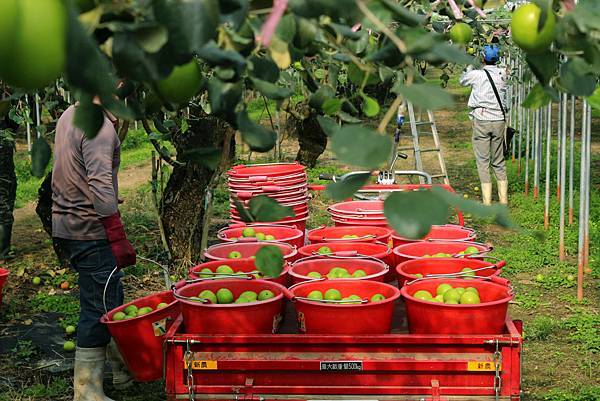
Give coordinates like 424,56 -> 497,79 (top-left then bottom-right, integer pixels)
36,172 -> 71,267
161,106 -> 235,265
295,112 -> 328,168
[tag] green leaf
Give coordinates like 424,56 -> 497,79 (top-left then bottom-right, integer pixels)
393,84 -> 454,110
522,84 -> 558,109
275,14 -> 297,43
558,57 -> 597,97
31,138 -> 51,179
321,98 -> 343,115
378,0 -> 424,27
330,125 -> 392,169
219,0 -> 249,30
308,85 -> 335,109
428,43 -> 475,65
65,5 -> 116,96
208,78 -> 243,117
197,42 -> 247,73
134,24 -> 169,53
154,0 -> 219,57
384,190 -> 450,239
248,195 -> 295,222
232,197 -> 254,223
237,111 -> 277,152
113,32 -> 162,82
432,187 -> 515,229
587,86 -> 600,111
347,63 -> 379,87
73,97 -> 105,139
316,115 -> 340,137
328,22 -> 363,39
255,245 -> 284,278
248,56 -> 280,83
326,172 -> 371,201
100,96 -> 137,121
294,17 -> 318,48
181,147 -> 221,169
249,78 -> 294,100
361,94 -> 380,117
526,51 -> 558,86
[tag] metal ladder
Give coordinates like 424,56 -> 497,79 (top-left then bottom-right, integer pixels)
397,101 -> 450,185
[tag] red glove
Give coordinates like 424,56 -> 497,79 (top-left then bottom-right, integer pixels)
100,213 -> 136,269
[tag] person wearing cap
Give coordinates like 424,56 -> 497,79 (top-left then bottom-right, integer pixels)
459,44 -> 509,205
52,97 -> 136,400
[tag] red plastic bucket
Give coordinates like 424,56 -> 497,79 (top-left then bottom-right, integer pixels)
231,214 -> 309,232
289,256 -> 388,285
0,268 -> 8,308
218,224 -> 305,249
401,277 -> 514,334
396,258 -> 505,288
174,279 -> 288,334
290,280 -> 400,334
391,225 -> 477,248
328,200 -> 384,216
332,217 -> 388,227
188,259 -> 289,286
298,242 -> 393,268
204,241 -> 298,262
228,162 -> 305,179
393,241 -> 492,268
308,225 -> 392,245
101,291 -> 179,382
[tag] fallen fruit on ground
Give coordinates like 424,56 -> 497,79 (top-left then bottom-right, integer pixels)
60,281 -> 70,290
32,277 -> 41,285
65,325 -> 76,334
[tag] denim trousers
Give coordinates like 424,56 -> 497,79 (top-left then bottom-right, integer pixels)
56,238 -> 124,348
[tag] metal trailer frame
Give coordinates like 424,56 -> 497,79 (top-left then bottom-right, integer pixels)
164,313 -> 523,401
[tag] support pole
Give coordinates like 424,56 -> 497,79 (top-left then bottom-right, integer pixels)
524,105 -> 531,195
559,93 -> 567,260
517,79 -> 523,175
576,100 -> 588,301
568,95 -> 576,225
25,95 -> 31,152
544,102 -> 552,229
533,108 -> 541,201
556,95 -> 562,200
584,103 -> 591,272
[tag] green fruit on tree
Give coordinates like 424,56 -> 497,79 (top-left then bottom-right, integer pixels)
239,291 -> 258,301
242,227 -> 256,237
511,3 -> 555,54
156,302 -> 168,309
307,290 -> 324,300
0,0 -> 67,90
324,289 -> 342,301
460,291 -> 480,304
113,312 -> 127,321
436,283 -> 453,296
265,234 -> 276,240
307,271 -> 322,279
32,276 -> 41,285
467,47 -> 475,55
318,246 -> 332,255
443,288 -> 461,303
63,340 -> 76,352
352,269 -> 367,278
124,305 -> 138,316
216,265 -> 235,275
370,293 -> 386,302
413,290 -> 433,300
449,22 -> 473,45
216,288 -> 234,304
258,290 -> 275,301
156,60 -> 204,105
199,267 -> 214,278
65,325 -> 76,335
227,251 -> 242,259
255,232 -> 266,240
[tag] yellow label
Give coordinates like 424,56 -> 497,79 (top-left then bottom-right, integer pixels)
184,360 -> 218,370
467,361 -> 500,371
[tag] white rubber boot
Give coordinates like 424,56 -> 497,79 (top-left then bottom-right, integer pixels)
106,339 -> 133,389
481,183 -> 493,206
73,347 -> 115,401
498,180 -> 509,205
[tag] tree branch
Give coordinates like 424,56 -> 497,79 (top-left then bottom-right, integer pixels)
141,119 -> 183,167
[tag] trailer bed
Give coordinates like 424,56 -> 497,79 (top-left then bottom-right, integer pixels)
164,301 -> 522,401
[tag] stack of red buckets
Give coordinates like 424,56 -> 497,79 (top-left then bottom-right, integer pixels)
327,200 -> 387,227
227,162 -> 310,231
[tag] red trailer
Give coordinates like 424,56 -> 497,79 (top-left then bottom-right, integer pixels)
164,303 -> 522,401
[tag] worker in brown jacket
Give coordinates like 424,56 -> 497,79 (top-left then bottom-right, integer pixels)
52,100 -> 136,400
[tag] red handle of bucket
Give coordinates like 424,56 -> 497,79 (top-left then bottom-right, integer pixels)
261,185 -> 284,192
236,191 -> 254,199
332,250 -> 358,257
249,175 -> 268,182
494,260 -> 507,269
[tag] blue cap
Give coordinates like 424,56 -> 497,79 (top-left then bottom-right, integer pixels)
483,45 -> 499,63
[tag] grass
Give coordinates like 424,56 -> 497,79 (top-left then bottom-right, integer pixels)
14,128 -> 155,208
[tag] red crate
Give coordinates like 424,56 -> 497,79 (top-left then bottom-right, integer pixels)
164,302 -> 523,401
